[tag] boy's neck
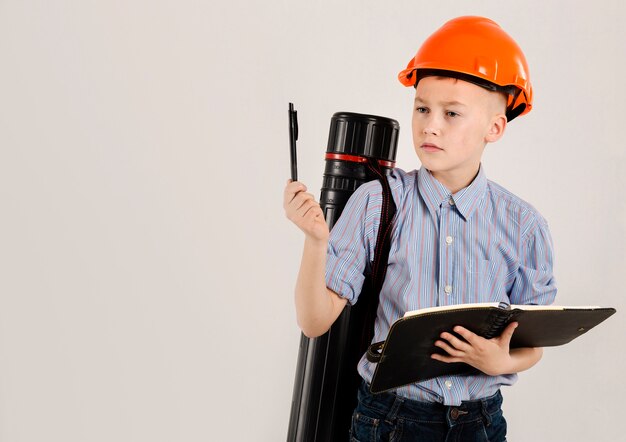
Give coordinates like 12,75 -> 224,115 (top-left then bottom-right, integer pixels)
430,167 -> 480,195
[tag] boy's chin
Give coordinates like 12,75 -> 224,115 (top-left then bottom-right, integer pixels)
414,155 -> 443,171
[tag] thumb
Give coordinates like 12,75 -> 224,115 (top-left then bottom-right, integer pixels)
500,322 -> 518,347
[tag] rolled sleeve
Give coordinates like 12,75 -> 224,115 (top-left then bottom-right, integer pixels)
325,181 -> 382,305
509,219 -> 557,306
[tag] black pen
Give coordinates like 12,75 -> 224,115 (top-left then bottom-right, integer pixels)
288,102 -> 298,181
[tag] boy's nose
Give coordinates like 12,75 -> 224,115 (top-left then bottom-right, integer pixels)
423,126 -> 439,136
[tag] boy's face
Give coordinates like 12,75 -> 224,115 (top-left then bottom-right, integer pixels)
412,76 -> 507,191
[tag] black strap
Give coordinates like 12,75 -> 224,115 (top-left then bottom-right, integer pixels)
358,158 -> 397,354
366,341 -> 384,363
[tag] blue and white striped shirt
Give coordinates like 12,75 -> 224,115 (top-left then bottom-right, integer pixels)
325,166 -> 556,406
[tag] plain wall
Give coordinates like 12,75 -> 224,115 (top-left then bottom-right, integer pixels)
0,1 -> 624,441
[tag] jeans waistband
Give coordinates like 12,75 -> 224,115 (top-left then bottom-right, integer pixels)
357,381 -> 503,426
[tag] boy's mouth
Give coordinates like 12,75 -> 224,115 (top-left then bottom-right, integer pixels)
421,143 -> 443,152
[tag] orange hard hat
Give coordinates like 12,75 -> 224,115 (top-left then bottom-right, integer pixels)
398,16 -> 533,121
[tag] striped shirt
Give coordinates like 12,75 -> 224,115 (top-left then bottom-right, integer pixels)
325,166 -> 556,406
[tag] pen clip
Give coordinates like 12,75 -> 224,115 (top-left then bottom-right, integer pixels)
293,110 -> 298,140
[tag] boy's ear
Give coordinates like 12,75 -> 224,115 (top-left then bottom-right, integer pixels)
485,113 -> 507,143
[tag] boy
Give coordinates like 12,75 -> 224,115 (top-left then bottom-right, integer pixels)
283,16 -> 555,441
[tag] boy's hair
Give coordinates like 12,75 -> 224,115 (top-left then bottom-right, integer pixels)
424,73 -> 510,115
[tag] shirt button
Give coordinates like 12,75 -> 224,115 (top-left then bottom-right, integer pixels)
445,380 -> 452,389
444,285 -> 452,294
445,236 -> 453,245
449,198 -> 455,206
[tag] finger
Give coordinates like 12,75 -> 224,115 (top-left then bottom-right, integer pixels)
283,182 -> 308,207
439,332 -> 471,352
295,199 -> 322,220
453,326 -> 479,345
289,192 -> 316,214
434,339 -> 464,357
296,195 -> 319,216
292,181 -> 307,193
285,180 -> 305,192
298,200 -> 320,219
284,183 -> 306,206
431,353 -> 461,364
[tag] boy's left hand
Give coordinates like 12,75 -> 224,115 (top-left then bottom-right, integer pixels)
431,322 -> 518,376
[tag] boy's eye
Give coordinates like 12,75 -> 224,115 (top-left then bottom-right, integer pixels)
446,111 -> 459,117
415,107 -> 428,113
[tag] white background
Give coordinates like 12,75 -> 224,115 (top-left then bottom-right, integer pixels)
0,1 -> 624,441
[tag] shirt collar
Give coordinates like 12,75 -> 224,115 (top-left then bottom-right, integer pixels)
417,165 -> 488,221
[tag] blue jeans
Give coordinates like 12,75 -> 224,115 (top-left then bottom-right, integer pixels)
350,381 -> 507,442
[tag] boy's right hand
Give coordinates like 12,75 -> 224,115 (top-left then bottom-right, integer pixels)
283,180 -> 329,242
